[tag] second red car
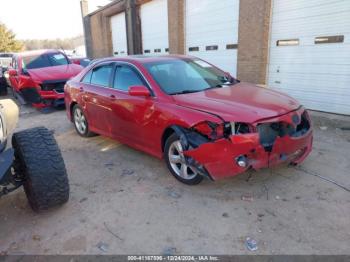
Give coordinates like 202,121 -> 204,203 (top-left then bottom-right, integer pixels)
8,49 -> 83,108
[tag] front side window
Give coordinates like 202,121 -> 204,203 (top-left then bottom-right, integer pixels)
22,52 -> 69,70
144,58 -> 236,95
113,65 -> 145,91
90,64 -> 113,87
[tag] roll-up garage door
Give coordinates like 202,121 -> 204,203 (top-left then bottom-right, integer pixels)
110,12 -> 128,56
268,0 -> 350,115
185,0 -> 240,76
140,0 -> 169,55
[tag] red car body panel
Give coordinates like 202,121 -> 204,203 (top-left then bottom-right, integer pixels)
65,55 -> 313,181
27,65 -> 83,82
184,106 -> 313,180
172,83 -> 300,123
9,50 -> 83,108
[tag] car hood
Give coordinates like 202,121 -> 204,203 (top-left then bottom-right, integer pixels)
27,64 -> 83,82
172,82 -> 301,123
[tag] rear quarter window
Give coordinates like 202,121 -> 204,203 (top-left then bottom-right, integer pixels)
81,70 -> 92,84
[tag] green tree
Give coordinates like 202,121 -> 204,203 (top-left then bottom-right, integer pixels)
0,23 -> 23,52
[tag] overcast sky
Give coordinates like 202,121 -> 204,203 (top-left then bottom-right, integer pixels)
0,0 -> 112,40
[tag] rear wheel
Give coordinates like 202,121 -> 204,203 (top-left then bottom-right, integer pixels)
12,127 -> 69,211
73,105 -> 95,137
164,133 -> 203,185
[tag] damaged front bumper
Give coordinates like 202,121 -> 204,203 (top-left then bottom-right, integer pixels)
182,107 -> 313,181
19,88 -> 65,108
19,80 -> 66,108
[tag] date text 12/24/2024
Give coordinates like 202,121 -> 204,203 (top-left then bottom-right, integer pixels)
128,256 -> 219,261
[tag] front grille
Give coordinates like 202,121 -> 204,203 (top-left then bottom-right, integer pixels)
257,111 -> 310,151
40,80 -> 67,93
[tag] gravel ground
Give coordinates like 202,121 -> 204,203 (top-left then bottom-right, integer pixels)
0,98 -> 350,255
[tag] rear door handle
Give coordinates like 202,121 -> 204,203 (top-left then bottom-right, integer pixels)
79,87 -> 84,92
110,94 -> 116,100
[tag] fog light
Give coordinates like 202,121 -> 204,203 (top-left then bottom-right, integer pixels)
236,155 -> 247,168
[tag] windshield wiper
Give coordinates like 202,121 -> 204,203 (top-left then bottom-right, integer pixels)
169,90 -> 202,95
213,79 -> 240,89
204,84 -> 228,90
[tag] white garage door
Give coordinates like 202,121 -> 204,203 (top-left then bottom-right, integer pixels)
268,0 -> 350,115
185,0 -> 240,76
110,12 -> 128,56
140,0 -> 169,55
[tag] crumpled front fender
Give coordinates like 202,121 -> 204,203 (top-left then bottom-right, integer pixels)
183,130 -> 313,181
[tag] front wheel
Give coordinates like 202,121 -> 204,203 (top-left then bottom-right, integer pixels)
12,127 -> 69,211
164,133 -> 203,185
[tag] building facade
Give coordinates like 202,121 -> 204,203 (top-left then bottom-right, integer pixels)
83,0 -> 350,115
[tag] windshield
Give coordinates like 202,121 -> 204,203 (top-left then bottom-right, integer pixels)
22,52 -> 69,70
144,58 -> 237,95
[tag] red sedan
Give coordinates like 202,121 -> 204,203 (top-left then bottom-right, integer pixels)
8,50 -> 83,108
64,55 -> 313,185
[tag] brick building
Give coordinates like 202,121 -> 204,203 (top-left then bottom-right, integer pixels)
82,0 -> 350,115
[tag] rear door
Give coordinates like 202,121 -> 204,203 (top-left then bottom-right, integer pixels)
82,63 -> 115,136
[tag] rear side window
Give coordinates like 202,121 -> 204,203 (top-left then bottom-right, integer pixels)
90,64 -> 113,87
113,65 -> 145,91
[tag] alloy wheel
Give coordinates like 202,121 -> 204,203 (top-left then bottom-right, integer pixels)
168,140 -> 197,180
74,108 -> 87,135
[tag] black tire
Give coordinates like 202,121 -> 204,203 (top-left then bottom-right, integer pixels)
72,104 -> 95,137
164,133 -> 203,185
12,127 -> 69,211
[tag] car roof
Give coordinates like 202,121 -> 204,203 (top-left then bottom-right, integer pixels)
18,49 -> 62,57
94,54 -> 194,64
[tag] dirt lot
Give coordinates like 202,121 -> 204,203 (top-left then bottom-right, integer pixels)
1,98 -> 350,255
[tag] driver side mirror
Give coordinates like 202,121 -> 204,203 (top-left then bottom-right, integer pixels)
128,85 -> 151,97
8,69 -> 17,77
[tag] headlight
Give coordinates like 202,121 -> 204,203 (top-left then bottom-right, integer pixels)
193,121 -> 253,139
193,121 -> 227,140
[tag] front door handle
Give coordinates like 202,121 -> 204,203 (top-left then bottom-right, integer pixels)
79,87 -> 84,92
110,94 -> 116,100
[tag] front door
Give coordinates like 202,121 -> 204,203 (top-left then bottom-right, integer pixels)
108,64 -> 155,149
